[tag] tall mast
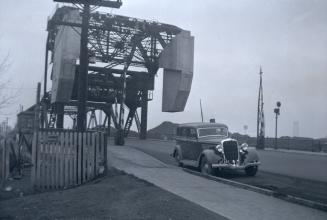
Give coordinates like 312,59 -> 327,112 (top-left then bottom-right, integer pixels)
256,67 -> 265,149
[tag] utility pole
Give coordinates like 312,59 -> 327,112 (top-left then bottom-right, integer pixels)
274,101 -> 281,149
243,125 -> 248,135
200,99 -> 204,122
77,3 -> 90,132
116,58 -> 128,145
53,1 -> 123,132
4,117 -> 9,136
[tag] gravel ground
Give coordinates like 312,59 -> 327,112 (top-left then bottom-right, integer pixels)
0,168 -> 226,220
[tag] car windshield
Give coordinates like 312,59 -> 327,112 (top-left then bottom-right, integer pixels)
198,127 -> 228,137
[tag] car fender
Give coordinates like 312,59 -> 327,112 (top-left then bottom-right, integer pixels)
173,145 -> 183,159
198,149 -> 223,167
243,149 -> 260,164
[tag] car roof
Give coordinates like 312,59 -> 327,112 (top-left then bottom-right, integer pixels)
178,122 -> 228,129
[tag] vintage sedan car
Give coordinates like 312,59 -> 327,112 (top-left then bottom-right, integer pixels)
172,122 -> 260,176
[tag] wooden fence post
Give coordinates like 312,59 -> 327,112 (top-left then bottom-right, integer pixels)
73,131 -> 77,185
103,132 -> 108,174
1,140 -> 3,184
0,141 -> 2,185
31,82 -> 41,187
5,140 -> 9,182
1,140 -> 10,186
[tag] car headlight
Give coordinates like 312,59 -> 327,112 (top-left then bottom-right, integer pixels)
240,143 -> 248,152
215,144 -> 223,153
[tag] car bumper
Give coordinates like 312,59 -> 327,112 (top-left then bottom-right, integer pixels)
211,161 -> 261,169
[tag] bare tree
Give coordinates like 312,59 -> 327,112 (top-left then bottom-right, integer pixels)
0,54 -> 13,111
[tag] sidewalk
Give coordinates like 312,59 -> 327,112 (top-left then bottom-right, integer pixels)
108,144 -> 327,220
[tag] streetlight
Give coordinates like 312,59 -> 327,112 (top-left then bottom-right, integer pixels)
274,101 -> 281,149
243,125 -> 248,135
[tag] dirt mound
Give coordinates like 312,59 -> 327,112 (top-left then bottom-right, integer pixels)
148,121 -> 179,140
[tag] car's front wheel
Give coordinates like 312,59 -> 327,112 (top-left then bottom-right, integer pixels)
174,150 -> 183,167
200,157 -> 215,175
245,166 -> 258,176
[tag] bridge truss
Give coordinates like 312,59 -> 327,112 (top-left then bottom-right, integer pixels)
41,5 -> 182,143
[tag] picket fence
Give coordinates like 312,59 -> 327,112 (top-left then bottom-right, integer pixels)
31,129 -> 107,189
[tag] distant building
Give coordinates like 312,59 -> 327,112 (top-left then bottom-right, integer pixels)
293,121 -> 299,137
0,120 -> 9,138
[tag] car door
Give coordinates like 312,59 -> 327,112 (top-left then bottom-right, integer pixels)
179,127 -> 191,160
187,128 -> 202,160
180,127 -> 201,161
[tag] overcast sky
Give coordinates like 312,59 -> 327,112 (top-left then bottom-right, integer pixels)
0,0 -> 326,138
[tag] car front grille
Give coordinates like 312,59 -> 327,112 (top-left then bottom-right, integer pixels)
223,140 -> 239,162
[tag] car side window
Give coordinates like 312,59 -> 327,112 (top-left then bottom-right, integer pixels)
189,128 -> 197,139
181,128 -> 188,137
176,128 -> 181,136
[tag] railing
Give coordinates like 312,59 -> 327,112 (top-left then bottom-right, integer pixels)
31,129 -> 107,189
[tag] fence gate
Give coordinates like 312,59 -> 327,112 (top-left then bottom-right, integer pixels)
31,129 -> 107,189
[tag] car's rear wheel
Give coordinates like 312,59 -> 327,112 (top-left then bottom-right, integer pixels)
174,150 -> 183,167
200,157 -> 215,175
245,166 -> 258,176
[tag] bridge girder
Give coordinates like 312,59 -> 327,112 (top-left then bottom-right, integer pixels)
43,6 -> 183,139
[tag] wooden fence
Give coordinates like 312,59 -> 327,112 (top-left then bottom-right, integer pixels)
0,139 -> 10,185
31,129 -> 107,189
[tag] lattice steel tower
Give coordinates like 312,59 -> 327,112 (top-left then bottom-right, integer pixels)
256,67 -> 265,149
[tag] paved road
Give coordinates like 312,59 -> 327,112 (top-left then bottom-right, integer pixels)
123,138 -> 327,204
257,150 -> 327,182
125,138 -> 327,182
108,144 -> 327,220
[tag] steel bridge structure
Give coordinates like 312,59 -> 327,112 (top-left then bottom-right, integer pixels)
40,3 -> 184,144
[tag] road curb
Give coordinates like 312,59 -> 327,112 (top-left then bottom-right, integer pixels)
183,168 -> 327,212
